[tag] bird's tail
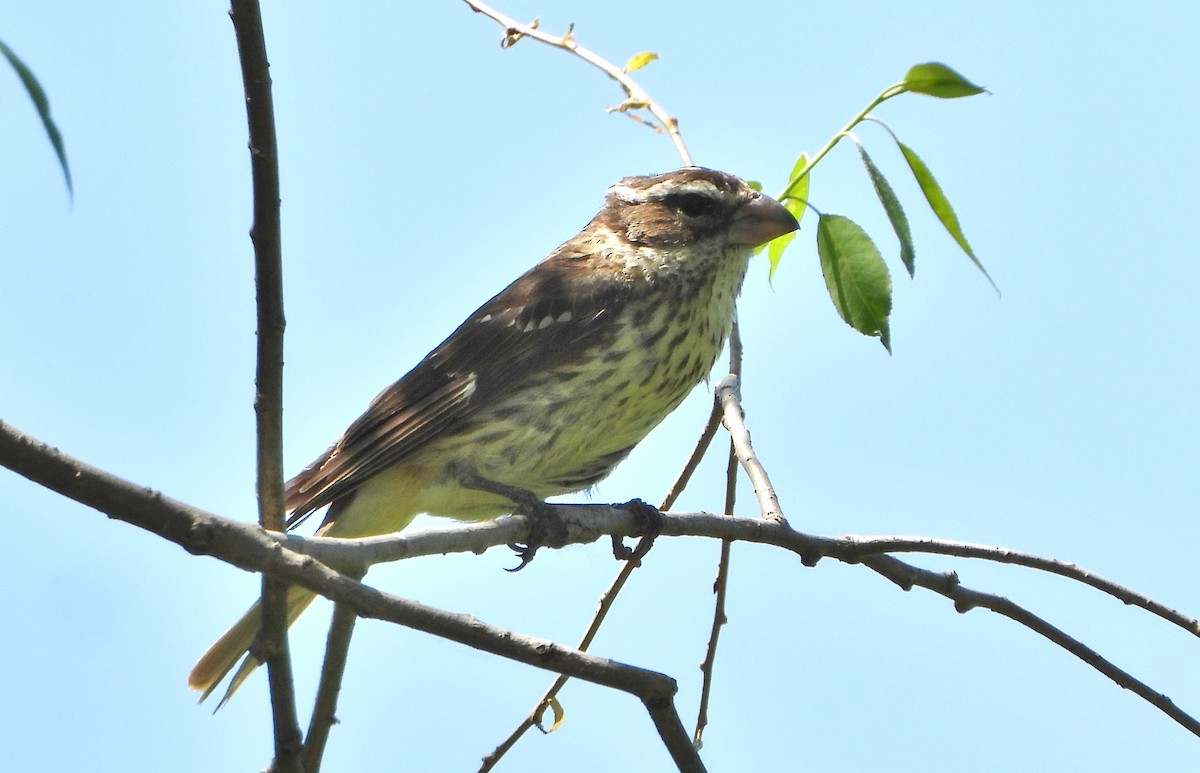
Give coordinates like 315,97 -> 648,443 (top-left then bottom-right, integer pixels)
188,468 -> 430,706
187,584 -> 318,707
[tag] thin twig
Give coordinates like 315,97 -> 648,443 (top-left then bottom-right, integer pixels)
694,443 -> 738,749
461,0 -> 692,167
302,601 -> 361,773
861,554 -> 1200,737
727,317 -> 743,377
228,2 -> 299,769
693,321 -> 745,748
715,375 -> 784,522
843,535 -> 1200,636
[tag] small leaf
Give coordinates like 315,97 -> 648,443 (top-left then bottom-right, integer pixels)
546,696 -> 566,733
760,152 -> 810,280
856,143 -> 915,277
746,180 -> 763,192
0,39 -> 72,195
816,215 -> 893,351
897,141 -> 997,292
623,51 -> 659,73
902,62 -> 985,99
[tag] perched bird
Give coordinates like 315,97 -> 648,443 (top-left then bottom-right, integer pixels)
189,166 -> 798,704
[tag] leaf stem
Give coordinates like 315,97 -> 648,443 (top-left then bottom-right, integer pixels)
779,82 -> 907,201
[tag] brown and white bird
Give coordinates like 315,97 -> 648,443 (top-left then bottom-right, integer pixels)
189,166 -> 798,704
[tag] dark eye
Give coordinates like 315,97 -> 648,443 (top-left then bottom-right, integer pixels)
670,192 -> 717,219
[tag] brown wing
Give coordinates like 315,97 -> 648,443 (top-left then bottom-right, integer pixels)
284,243 -> 630,528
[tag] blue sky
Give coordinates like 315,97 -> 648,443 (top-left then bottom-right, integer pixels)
2,2 -> 1198,770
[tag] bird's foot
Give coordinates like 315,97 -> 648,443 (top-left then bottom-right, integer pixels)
506,496 -> 569,572
450,463 -> 566,571
610,498 -> 662,566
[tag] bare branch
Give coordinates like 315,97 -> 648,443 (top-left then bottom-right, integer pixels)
280,510 -> 1200,739
694,444 -> 738,749
843,535 -> 1200,637
861,554 -> 1200,737
302,601 -> 360,773
5,417 -> 1199,743
461,0 -> 693,167
271,507 -> 1200,645
228,2 -> 298,767
694,325 -> 744,749
0,420 -> 702,769
716,375 -> 784,522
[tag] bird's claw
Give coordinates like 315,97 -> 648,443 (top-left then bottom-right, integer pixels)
506,498 -> 568,572
610,498 -> 662,565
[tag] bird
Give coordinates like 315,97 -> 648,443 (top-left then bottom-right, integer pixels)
189,166 -> 798,705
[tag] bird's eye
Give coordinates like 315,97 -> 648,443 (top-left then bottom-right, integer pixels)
669,192 -> 717,219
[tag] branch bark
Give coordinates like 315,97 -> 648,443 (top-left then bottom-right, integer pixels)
228,2 -> 298,769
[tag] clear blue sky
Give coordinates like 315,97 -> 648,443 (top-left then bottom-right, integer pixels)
3,2 -> 1198,770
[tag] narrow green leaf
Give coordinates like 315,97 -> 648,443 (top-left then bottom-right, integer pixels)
785,150 -> 811,187
856,144 -> 915,277
902,62 -> 985,99
768,194 -> 806,280
0,39 -> 72,195
816,214 -> 892,351
623,51 -> 659,73
759,152 -> 810,280
897,141 -> 997,292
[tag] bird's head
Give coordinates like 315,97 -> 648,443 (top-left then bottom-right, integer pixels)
600,167 -> 798,251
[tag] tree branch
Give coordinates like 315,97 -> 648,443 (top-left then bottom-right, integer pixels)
693,443 -> 737,749
5,415 -> 1200,742
302,600 -> 360,773
228,2 -> 298,769
716,374 -> 784,523
0,419 -> 702,770
861,554 -> 1200,737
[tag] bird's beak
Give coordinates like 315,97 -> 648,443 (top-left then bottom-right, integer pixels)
728,192 -> 799,247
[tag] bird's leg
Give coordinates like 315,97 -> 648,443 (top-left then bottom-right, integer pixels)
610,498 -> 663,565
450,463 -> 568,571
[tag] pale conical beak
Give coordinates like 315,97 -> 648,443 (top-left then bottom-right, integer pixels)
728,192 -> 798,247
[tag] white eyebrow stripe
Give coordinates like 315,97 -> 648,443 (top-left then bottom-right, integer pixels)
608,178 -> 723,204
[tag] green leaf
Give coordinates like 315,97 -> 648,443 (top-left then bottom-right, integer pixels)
816,214 -> 892,351
623,51 -> 659,73
897,141 -> 997,292
856,143 -> 915,277
760,152 -> 810,280
902,62 -> 985,99
746,180 -> 763,192
0,39 -> 72,195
